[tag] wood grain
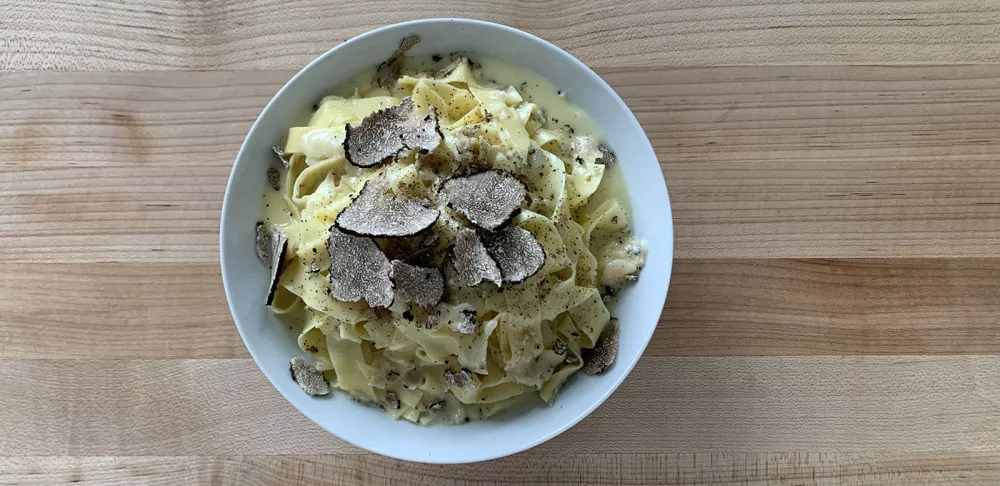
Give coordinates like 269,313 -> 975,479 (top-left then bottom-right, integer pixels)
3,67 -> 999,261
4,0 -> 1000,482
3,0 -> 999,71
1,357 -> 997,456
2,259 -> 1000,360
3,453 -> 999,485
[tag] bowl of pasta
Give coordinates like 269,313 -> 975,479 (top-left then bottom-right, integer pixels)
220,18 -> 672,463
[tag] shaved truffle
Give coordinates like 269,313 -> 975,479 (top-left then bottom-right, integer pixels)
482,225 -> 545,283
453,309 -> 477,334
267,167 -> 280,190
580,318 -> 619,375
443,369 -> 479,390
255,222 -> 269,263
343,97 -> 442,168
327,227 -> 394,307
391,260 -> 444,307
385,391 -> 401,410
376,35 -> 420,89
553,339 -> 567,356
265,230 -> 288,306
598,144 -> 616,166
439,171 -> 526,231
425,312 -> 439,329
272,145 -> 290,169
335,176 -> 439,237
290,356 -> 330,396
453,228 -> 502,287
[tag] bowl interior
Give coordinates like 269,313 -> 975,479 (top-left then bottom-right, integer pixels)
221,18 -> 673,463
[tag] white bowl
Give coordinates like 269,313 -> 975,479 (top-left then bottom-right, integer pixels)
221,18 -> 673,463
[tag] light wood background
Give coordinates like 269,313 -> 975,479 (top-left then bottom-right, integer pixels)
2,1 -> 1000,484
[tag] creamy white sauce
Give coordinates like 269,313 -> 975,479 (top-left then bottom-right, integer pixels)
262,53 -> 629,226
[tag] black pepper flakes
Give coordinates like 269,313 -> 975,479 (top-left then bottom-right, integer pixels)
402,310 -> 414,321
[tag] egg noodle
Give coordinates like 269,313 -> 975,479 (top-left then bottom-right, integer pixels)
263,55 -> 645,424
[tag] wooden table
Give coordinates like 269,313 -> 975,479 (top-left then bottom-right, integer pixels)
2,1 -> 999,484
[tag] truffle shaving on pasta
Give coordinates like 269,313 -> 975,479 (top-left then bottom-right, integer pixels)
335,175 -> 439,237
326,227 -> 394,308
453,228 -> 502,287
439,170 -> 526,231
257,48 -> 646,424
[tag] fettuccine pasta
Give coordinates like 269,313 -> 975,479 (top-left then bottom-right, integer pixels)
259,50 -> 645,424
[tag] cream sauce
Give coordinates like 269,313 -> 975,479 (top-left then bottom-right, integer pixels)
261,53 -> 630,228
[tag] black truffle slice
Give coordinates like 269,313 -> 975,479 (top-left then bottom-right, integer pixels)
272,145 -> 290,169
390,260 -> 444,307
376,35 -> 420,89
265,229 -> 288,306
580,318 -> 619,375
290,356 -> 330,396
454,309 -> 477,334
482,225 -> 545,283
267,167 -> 280,190
335,176 -> 439,238
453,228 -> 501,287
439,171 -> 526,231
443,369 -> 479,390
255,222 -> 269,263
327,226 -> 394,308
343,97 -> 442,168
385,391 -> 401,410
598,144 -> 616,166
